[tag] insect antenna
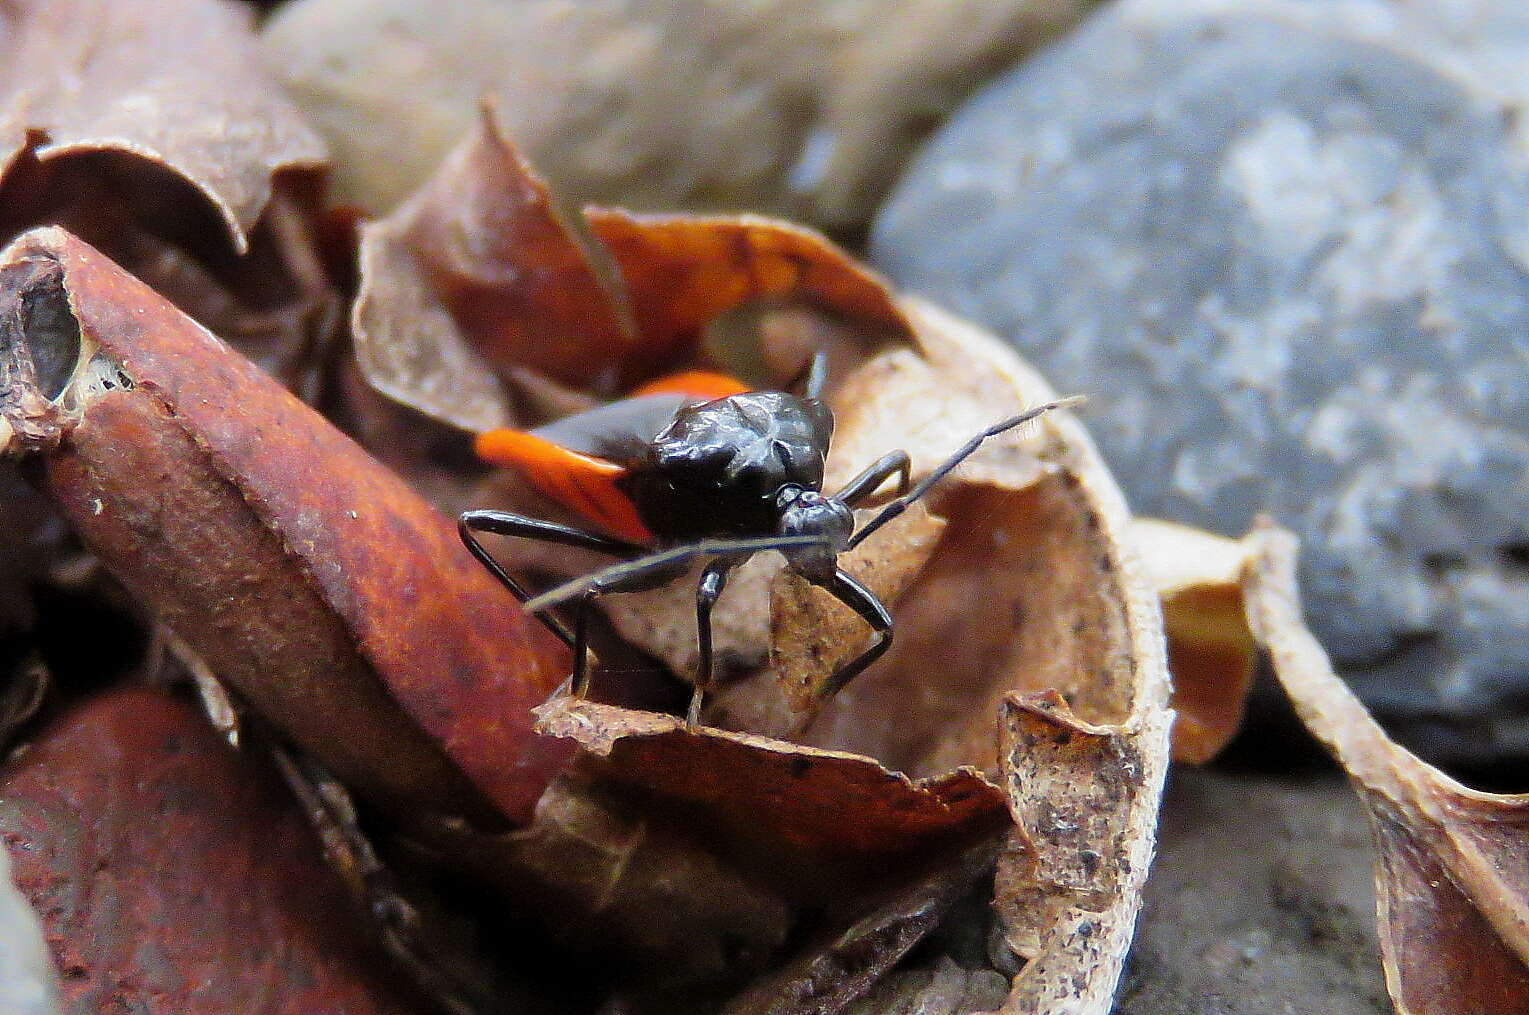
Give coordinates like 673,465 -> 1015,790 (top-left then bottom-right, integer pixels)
846,396 -> 1084,550
523,534 -> 838,613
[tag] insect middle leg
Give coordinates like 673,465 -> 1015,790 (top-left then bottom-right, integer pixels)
815,567 -> 894,698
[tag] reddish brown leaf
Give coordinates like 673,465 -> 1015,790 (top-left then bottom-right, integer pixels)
536,698 -> 1007,856
1,685 -> 424,1015
584,206 -> 916,363
0,0 -> 325,254
1244,524 -> 1529,1015
0,228 -> 571,828
352,105 -> 631,431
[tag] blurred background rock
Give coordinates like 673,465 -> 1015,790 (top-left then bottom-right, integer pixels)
873,0 -> 1529,774
259,0 -> 1095,234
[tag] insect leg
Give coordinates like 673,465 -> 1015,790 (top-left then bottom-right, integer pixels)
816,568 -> 894,698
691,560 -> 735,726
834,450 -> 911,506
846,396 -> 1082,550
459,509 -> 641,651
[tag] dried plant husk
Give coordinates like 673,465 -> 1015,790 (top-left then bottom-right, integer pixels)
507,299 -> 1173,1014
0,228 -> 571,831
1130,517 -> 1257,763
346,120 -> 1176,1008
1243,523 -> 1529,1015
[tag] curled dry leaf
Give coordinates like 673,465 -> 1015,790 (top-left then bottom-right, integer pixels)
352,105 -> 631,432
0,685 -> 423,1015
0,0 -> 338,398
1130,517 -> 1257,763
508,299 -> 1172,1013
1244,523 -> 1529,1015
350,113 -> 920,437
0,228 -> 570,829
349,128 -> 1171,1008
0,0 -> 326,253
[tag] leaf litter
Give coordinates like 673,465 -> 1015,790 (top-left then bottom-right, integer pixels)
0,62 -> 1256,1013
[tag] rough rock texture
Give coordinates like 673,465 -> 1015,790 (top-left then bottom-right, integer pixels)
260,0 -> 1095,231
1117,766 -> 1390,1015
873,0 -> 1529,768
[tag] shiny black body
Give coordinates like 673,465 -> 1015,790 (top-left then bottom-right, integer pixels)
622,392 -> 834,541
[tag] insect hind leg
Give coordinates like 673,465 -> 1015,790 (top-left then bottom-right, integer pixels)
459,509 -> 641,685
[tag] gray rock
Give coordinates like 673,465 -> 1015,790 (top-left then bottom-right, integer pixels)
873,0 -> 1529,768
1117,767 -> 1390,1015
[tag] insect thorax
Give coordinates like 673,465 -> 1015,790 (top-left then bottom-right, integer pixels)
624,392 -> 834,541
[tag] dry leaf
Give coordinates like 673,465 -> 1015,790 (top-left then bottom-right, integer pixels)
1,685 -> 423,1014
536,698 -> 1007,856
0,228 -> 571,829
0,0 -> 325,253
513,299 -> 1171,1013
583,207 -> 916,360
0,0 -> 338,399
352,104 -> 632,434
1244,523 -> 1529,1015
1131,517 -> 1257,763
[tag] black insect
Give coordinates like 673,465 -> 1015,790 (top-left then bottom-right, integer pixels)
459,356 -> 1074,725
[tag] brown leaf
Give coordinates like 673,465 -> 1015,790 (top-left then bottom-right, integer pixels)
1243,523 -> 1529,1015
839,301 -> 1169,1015
584,206 -> 916,362
519,300 -> 1171,1013
1,685 -> 424,1014
352,105 -> 631,431
0,227 -> 571,829
536,697 -> 1007,856
0,0 -> 326,254
351,121 -> 920,437
1130,517 -> 1257,763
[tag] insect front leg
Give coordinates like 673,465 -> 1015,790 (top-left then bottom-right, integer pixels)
815,568 -> 894,698
834,450 -> 911,507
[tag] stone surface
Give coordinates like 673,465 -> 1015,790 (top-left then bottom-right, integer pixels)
873,0 -> 1529,768
261,0 -> 1095,231
1117,766 -> 1390,1015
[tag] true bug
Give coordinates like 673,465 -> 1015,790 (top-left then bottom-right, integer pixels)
459,354 -> 1076,725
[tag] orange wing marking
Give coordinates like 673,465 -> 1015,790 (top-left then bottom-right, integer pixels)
630,370 -> 751,400
475,429 -> 653,545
